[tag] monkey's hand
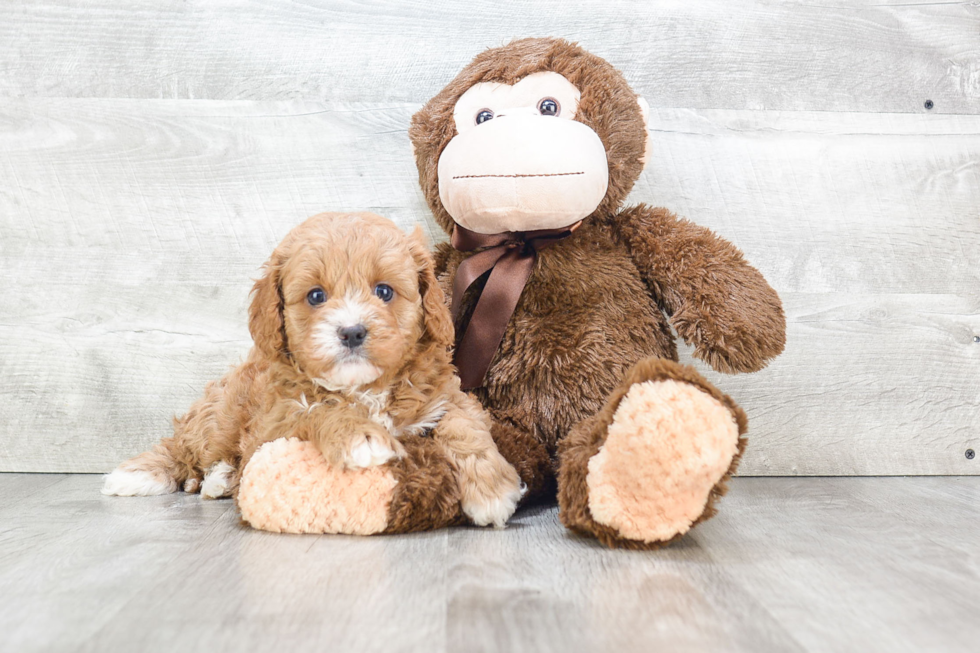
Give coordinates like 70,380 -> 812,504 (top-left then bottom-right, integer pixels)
614,204 -> 786,374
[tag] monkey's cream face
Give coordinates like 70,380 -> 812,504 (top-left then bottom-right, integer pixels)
437,72 -> 610,235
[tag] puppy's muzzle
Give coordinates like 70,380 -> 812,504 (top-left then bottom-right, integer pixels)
338,324 -> 368,349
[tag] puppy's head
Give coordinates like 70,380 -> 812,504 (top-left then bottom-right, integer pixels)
249,212 -> 453,390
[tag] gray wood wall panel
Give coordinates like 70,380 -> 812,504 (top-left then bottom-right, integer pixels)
1,1 -> 978,113
1,2 -> 978,474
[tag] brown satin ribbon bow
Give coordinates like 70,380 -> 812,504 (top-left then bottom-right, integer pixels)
450,221 -> 581,389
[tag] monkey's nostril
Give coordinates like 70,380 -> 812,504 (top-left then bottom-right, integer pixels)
338,324 -> 368,349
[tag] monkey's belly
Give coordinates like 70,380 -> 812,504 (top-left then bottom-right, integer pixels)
482,256 -> 675,452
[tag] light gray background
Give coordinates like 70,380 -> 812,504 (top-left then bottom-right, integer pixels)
1,0 -> 978,474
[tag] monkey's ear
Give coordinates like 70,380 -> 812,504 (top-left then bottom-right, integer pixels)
636,96 -> 653,172
249,254 -> 289,363
408,227 -> 455,351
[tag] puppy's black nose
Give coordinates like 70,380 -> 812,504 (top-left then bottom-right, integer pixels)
338,324 -> 368,349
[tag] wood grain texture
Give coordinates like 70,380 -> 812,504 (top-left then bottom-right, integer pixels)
1,474 -> 978,652
1,100 -> 978,474
0,1 -> 979,114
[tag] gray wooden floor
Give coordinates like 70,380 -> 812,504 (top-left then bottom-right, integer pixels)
1,475 -> 977,653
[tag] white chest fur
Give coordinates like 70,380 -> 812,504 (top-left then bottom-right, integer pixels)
351,388 -> 395,433
302,384 -> 448,438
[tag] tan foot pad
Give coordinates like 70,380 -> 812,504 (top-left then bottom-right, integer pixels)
586,380 -> 739,543
239,438 -> 396,535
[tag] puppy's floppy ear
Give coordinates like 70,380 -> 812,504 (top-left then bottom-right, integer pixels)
249,250 -> 290,362
408,227 -> 455,350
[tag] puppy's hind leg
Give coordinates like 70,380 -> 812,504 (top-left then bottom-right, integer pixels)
103,377 -> 234,497
102,438 -> 187,497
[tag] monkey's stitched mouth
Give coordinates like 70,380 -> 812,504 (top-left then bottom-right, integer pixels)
452,171 -> 586,180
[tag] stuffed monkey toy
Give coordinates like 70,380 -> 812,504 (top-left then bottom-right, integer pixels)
408,37 -> 786,548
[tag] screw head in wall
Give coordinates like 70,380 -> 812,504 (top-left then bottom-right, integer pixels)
924,100 -> 934,110
967,449 -> 976,460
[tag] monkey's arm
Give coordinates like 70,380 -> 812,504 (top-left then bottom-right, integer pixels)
613,204 -> 786,374
432,240 -> 468,308
433,241 -> 454,277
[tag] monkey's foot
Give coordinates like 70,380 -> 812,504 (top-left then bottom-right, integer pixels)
238,438 -> 396,534
238,436 -> 464,535
558,358 -> 746,549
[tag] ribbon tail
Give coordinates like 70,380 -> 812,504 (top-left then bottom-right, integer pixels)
454,248 -> 535,390
451,247 -> 510,320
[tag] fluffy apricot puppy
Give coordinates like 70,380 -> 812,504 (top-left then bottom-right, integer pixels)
103,212 -> 522,533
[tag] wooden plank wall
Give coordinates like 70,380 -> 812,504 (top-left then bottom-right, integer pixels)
0,0 -> 978,474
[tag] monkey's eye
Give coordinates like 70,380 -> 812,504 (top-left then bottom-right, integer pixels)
538,98 -> 560,116
475,109 -> 494,125
307,288 -> 327,307
374,284 -> 394,303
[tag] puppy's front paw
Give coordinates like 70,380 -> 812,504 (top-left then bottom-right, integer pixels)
459,453 -> 523,529
342,432 -> 405,470
200,461 -> 235,499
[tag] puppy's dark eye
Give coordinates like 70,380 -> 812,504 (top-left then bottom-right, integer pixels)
475,109 -> 494,125
374,284 -> 394,303
538,98 -> 560,116
307,288 -> 327,307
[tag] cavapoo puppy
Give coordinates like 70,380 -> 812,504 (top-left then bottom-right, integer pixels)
103,212 -> 523,528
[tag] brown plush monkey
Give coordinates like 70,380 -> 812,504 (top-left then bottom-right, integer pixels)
410,38 -> 786,549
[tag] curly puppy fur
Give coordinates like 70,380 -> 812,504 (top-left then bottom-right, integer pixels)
103,212 -> 521,532
412,38 -> 786,547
